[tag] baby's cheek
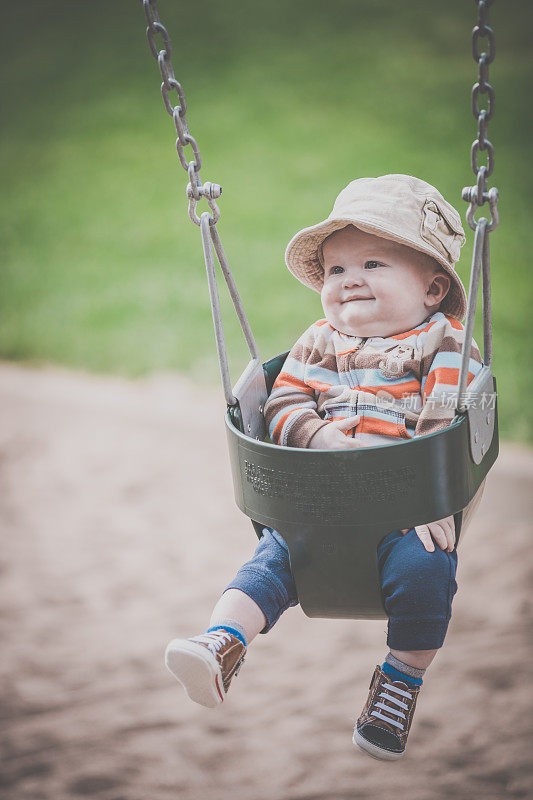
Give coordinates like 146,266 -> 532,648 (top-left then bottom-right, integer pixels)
320,284 -> 332,302
321,296 -> 339,323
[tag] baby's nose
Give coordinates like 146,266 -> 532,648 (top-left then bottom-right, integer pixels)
343,271 -> 363,287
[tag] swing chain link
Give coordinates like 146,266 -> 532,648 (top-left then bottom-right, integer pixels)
462,0 -> 499,232
141,0 -> 222,226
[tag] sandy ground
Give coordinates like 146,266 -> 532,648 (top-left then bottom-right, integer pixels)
0,362 -> 531,800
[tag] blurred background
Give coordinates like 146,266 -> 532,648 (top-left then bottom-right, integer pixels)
1,3 -> 532,800
1,0 -> 532,440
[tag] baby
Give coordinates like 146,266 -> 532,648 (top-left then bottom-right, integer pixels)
165,175 -> 482,761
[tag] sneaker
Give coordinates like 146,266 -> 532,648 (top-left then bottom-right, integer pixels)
353,665 -> 421,761
164,630 -> 246,708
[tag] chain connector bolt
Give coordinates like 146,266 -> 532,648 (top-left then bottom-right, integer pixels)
186,181 -> 222,200
462,185 -> 488,205
203,182 -> 222,199
462,185 -> 498,206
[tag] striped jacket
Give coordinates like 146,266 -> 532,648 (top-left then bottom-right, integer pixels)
264,311 -> 483,449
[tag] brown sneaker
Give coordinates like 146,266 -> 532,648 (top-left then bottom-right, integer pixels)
164,630 -> 246,708
353,665 -> 421,761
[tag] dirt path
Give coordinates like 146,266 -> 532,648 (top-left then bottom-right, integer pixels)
0,363 -> 531,800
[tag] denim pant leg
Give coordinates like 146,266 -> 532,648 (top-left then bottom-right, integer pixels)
223,528 -> 298,633
224,526 -> 458,647
377,528 -> 458,651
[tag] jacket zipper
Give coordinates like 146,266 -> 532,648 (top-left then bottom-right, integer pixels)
350,338 -> 366,436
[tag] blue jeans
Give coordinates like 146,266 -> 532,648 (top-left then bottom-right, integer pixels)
224,527 -> 458,651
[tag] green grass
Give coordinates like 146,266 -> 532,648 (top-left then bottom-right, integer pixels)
1,0 -> 532,441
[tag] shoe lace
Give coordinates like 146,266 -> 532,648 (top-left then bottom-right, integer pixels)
369,680 -> 413,731
193,630 -> 237,655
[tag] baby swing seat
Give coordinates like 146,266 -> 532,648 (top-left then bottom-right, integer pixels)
226,353 -> 497,620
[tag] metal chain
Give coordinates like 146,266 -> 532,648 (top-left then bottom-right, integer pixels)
140,0 -> 222,226
462,0 -> 499,231
141,0 -> 500,235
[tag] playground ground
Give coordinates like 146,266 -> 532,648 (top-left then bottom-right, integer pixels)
0,362 -> 531,800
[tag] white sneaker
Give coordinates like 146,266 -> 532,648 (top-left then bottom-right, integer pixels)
165,630 -> 246,708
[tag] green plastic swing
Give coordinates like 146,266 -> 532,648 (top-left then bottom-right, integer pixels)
141,0 -> 500,619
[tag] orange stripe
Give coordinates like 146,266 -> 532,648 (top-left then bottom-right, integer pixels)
307,379 -> 334,392
361,380 -> 421,398
387,329 -> 424,341
273,372 -> 315,394
326,417 -> 405,438
389,315 -> 462,340
424,367 -> 476,398
272,407 -> 307,441
444,314 -> 462,330
358,417 -> 404,437
387,319 -> 438,341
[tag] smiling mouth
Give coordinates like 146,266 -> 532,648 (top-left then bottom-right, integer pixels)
342,297 -> 374,303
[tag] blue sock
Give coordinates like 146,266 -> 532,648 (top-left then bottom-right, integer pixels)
382,661 -> 423,687
206,625 -> 247,648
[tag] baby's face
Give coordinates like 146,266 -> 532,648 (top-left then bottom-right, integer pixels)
320,225 -> 445,338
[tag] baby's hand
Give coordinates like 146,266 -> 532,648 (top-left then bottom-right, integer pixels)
308,416 -> 362,449
401,516 -> 455,553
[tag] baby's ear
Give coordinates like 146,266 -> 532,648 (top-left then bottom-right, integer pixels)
426,271 -> 450,307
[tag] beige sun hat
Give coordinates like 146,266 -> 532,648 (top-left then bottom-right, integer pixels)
285,174 -> 468,321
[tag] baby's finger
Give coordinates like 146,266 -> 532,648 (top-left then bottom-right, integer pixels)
414,525 -> 434,552
435,516 -> 455,551
428,522 -> 448,551
332,415 -> 360,433
442,517 -> 456,551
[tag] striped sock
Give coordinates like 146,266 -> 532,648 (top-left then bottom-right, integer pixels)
206,622 -> 247,648
382,653 -> 425,687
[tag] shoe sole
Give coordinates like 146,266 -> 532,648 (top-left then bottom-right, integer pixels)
352,728 -> 404,761
165,639 -> 225,708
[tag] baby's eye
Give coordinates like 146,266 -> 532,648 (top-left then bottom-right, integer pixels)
331,265 -> 344,275
364,260 -> 381,269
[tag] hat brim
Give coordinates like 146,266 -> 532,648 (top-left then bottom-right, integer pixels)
285,217 -> 467,321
